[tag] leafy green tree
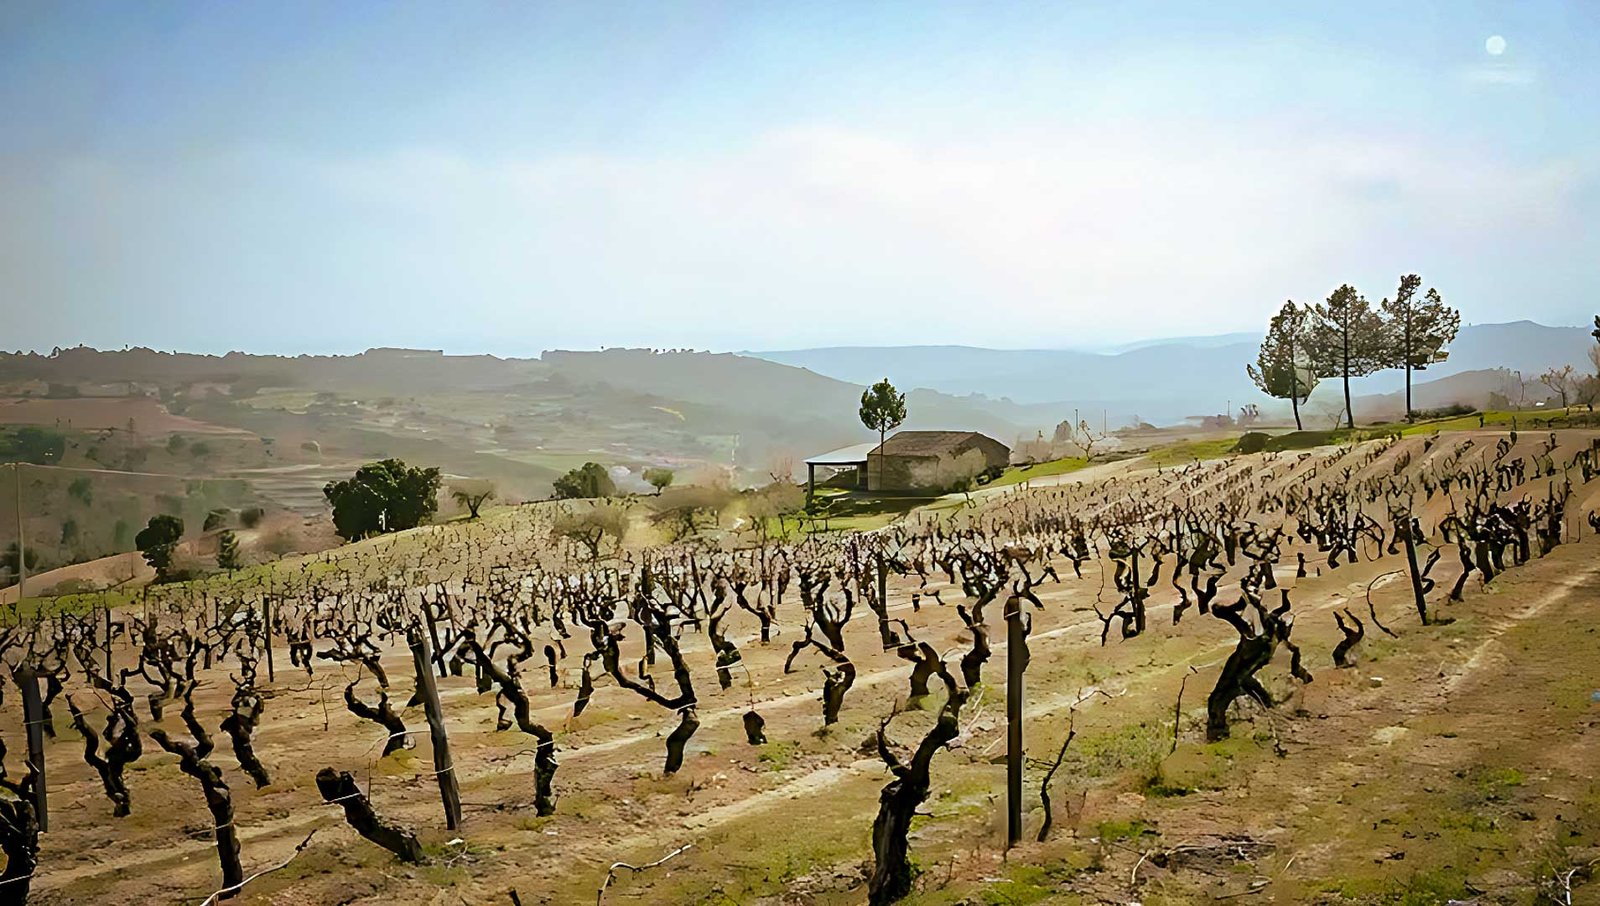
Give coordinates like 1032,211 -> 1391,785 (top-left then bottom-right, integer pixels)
1309,284 -> 1386,429
552,462 -> 616,500
135,514 -> 185,580
643,467 -> 674,495
216,530 -> 243,571
859,378 -> 907,490
322,459 -> 442,541
1379,275 -> 1459,420
67,476 -> 93,506
1247,300 -> 1319,430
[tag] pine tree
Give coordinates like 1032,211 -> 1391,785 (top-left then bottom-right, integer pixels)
1309,284 -> 1386,429
1247,300 -> 1319,430
1379,275 -> 1459,420
859,379 -> 907,492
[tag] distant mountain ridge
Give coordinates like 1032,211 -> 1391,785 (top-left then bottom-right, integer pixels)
748,321 -> 1594,425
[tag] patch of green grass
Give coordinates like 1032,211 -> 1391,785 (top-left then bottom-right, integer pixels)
1144,737 -> 1256,797
803,491 -> 939,533
1471,766 -> 1525,802
1333,867 -> 1471,905
1146,438 -> 1237,466
973,863 -> 1068,905
1096,818 -> 1152,843
1069,719 -> 1168,780
987,457 -> 1089,488
757,740 -> 799,771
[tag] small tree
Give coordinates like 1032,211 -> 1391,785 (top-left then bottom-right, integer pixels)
643,467 -> 674,495
1575,374 -> 1600,412
1379,275 -> 1460,420
1075,419 -> 1104,458
552,462 -> 616,500
551,503 -> 629,559
1498,369 -> 1531,411
135,515 -> 184,581
216,530 -> 243,571
1539,365 -> 1576,410
449,480 -> 496,519
1309,284 -> 1387,429
859,378 -> 907,491
746,480 -> 805,540
1247,300 -> 1319,430
650,485 -> 737,541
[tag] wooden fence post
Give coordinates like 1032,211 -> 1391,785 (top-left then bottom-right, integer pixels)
410,631 -> 461,829
103,594 -> 113,679
17,666 -> 49,832
1004,594 -> 1025,849
261,596 -> 276,683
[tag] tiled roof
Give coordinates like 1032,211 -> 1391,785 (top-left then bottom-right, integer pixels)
870,430 -> 993,457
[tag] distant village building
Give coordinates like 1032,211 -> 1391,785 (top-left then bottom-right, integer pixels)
804,430 -> 1011,500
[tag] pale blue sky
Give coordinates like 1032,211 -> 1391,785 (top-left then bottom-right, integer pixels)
2,1 -> 1596,355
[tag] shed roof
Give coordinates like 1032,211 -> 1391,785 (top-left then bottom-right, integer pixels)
869,430 -> 1004,457
803,441 -> 878,466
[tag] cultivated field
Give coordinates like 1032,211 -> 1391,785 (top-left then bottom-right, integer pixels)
3,429 -> 1599,905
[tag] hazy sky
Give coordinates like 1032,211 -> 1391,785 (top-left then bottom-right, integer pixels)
3,1 -> 1596,356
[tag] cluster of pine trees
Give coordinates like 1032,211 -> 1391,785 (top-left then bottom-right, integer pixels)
1247,274 -> 1460,429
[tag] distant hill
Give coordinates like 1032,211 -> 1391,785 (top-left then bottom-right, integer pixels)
1351,368 -> 1559,420
1,347 -> 1067,499
750,321 -> 1595,427
541,348 -> 1068,461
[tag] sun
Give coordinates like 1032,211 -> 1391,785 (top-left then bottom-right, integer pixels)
1485,35 -> 1507,56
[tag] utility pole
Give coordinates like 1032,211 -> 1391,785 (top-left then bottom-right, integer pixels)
12,463 -> 25,602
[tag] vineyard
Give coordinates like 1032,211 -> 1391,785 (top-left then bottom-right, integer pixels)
3,429 -> 1600,905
